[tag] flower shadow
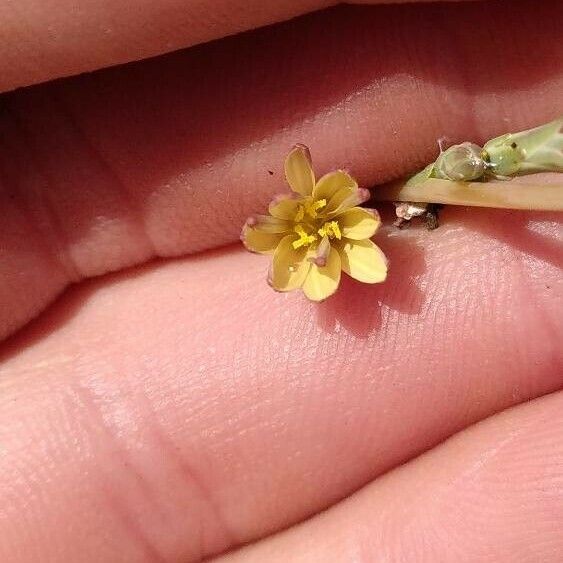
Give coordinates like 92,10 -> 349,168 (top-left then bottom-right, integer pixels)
316,227 -> 426,338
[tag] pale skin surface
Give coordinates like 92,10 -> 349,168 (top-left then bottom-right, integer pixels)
0,1 -> 562,562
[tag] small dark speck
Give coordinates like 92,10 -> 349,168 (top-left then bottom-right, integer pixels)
510,142 -> 518,149
268,170 -> 274,176
546,284 -> 551,289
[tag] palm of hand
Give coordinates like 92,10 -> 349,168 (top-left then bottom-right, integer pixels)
0,1 -> 562,562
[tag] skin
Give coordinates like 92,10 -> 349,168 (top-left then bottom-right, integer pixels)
0,0 -> 465,92
0,1 -> 562,562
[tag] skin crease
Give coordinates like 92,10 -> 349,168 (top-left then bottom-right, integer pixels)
1,0 -> 562,340
219,392 -> 563,562
0,1 -> 561,563
0,0 -> 468,93
0,218 -> 561,562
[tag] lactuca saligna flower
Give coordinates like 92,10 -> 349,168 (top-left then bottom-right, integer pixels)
241,145 -> 388,301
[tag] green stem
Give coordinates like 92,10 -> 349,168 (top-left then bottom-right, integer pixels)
372,178 -> 563,211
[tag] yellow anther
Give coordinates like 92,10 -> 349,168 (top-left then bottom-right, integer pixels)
308,199 -> 327,217
294,198 -> 327,222
332,222 -> 342,239
318,221 -> 342,240
292,225 -> 317,249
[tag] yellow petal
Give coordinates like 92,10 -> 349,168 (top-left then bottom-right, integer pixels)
268,196 -> 301,220
312,170 -> 358,203
338,208 -> 381,240
302,245 -> 341,301
324,185 -> 356,214
327,186 -> 370,216
269,235 -> 310,291
314,235 -> 331,265
284,145 -> 315,196
251,214 -> 292,233
242,224 -> 285,254
337,239 -> 388,283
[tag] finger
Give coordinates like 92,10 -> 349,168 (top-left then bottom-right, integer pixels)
0,212 -> 561,561
218,391 -> 563,563
0,0 -> 469,92
1,0 -> 561,340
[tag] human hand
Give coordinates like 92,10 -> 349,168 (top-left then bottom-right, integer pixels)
0,1 -> 562,561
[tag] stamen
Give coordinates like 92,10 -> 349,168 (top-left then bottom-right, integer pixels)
309,198 -> 327,217
318,221 -> 341,240
332,222 -> 342,240
292,225 -> 317,249
294,205 -> 305,222
294,198 -> 327,222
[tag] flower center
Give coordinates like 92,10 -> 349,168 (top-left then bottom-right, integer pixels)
318,221 -> 342,240
294,198 -> 327,222
292,225 -> 317,249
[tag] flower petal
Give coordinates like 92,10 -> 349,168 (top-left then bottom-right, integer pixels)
302,245 -> 341,302
313,235 -> 331,266
269,235 -> 310,291
268,196 -> 301,220
251,214 -> 292,233
327,187 -> 370,216
284,145 -> 315,196
338,208 -> 381,240
241,224 -> 285,254
337,239 -> 388,283
312,170 -> 357,203
324,185 -> 355,214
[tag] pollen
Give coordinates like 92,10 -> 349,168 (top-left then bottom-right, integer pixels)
309,199 -> 327,217
318,221 -> 342,240
292,225 -> 317,249
242,144 -> 388,301
295,198 -> 327,222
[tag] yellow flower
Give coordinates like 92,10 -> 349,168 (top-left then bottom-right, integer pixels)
241,145 -> 388,301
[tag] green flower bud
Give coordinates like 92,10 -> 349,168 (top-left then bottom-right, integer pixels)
434,142 -> 486,181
